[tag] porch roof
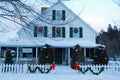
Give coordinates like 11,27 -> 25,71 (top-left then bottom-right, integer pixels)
0,38 -> 103,48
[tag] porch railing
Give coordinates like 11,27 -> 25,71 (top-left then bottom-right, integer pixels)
0,58 -> 37,64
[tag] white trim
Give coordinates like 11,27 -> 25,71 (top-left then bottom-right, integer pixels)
36,47 -> 38,64
84,48 -> 86,64
16,47 -> 19,63
68,48 -> 70,65
0,46 -> 2,57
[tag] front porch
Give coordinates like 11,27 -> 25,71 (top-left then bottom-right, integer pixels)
0,46 -> 95,65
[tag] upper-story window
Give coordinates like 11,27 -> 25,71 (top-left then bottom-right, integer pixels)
52,27 -> 65,38
34,26 -> 47,37
70,27 -> 83,38
52,10 -> 66,20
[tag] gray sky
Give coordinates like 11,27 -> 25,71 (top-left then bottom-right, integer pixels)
64,0 -> 120,32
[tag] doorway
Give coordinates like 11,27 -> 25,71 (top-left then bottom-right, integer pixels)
55,48 -> 62,64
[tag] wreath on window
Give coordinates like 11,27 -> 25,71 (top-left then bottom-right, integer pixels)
38,27 -> 43,32
73,28 -> 78,33
56,27 -> 61,33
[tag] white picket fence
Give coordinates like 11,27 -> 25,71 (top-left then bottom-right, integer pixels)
0,64 -> 120,75
0,64 -> 52,74
79,64 -> 120,75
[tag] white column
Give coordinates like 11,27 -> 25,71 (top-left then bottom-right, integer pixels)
36,47 -> 38,64
68,48 -> 70,66
16,47 -> 19,63
84,48 -> 86,64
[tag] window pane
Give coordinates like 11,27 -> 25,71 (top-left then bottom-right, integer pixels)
73,27 -> 79,38
56,10 -> 62,20
56,27 -> 61,37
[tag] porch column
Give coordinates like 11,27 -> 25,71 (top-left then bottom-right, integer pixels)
16,47 -> 19,63
68,48 -> 71,66
36,47 -> 38,64
84,48 -> 86,64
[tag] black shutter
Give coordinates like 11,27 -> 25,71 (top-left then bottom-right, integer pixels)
34,26 -> 37,37
62,27 -> 65,38
52,10 -> 56,20
70,27 -> 73,38
62,10 -> 65,20
79,27 -> 83,38
44,26 -> 47,37
52,27 -> 55,37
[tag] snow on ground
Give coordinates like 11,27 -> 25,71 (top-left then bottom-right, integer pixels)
0,65 -> 120,80
0,74 -> 120,80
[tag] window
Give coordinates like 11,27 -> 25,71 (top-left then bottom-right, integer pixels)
52,27 -> 65,38
22,48 -> 33,58
70,27 -> 83,38
86,48 -> 94,59
52,10 -> 66,20
37,26 -> 47,37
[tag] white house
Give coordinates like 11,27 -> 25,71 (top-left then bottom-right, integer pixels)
0,1 -> 102,65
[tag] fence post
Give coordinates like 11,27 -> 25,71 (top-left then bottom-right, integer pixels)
23,64 -> 28,74
0,64 -> 1,73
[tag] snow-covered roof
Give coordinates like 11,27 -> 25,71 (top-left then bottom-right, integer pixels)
0,38 -> 102,48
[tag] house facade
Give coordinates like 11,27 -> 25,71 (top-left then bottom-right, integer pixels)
0,1 -> 102,65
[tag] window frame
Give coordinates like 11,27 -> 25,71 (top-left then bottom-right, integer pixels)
52,27 -> 65,38
70,27 -> 83,38
52,10 -> 66,20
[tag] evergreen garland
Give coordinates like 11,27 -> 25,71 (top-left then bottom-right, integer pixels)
78,66 -> 104,75
28,66 -> 52,73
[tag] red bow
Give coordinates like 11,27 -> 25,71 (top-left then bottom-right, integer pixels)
74,64 -> 79,70
51,64 -> 56,70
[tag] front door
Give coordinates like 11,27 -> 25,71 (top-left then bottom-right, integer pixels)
55,48 -> 62,64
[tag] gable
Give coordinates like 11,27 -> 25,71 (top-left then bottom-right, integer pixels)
34,1 -> 98,36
